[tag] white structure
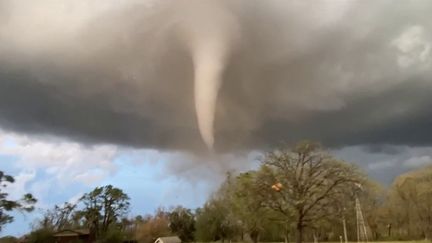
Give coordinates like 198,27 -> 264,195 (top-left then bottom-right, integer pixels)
155,236 -> 182,243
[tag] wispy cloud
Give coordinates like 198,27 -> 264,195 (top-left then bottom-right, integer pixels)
4,170 -> 36,200
368,160 -> 396,170
403,155 -> 432,168
0,130 -> 118,185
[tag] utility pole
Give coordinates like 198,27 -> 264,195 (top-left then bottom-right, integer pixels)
342,215 -> 348,243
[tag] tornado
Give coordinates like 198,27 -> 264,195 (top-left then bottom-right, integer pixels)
177,0 -> 239,150
193,38 -> 229,149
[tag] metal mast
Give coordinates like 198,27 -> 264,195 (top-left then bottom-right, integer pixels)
355,197 -> 369,243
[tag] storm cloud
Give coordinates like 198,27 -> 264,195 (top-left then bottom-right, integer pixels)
0,0 -> 431,153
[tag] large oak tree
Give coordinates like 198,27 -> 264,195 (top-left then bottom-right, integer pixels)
257,141 -> 364,243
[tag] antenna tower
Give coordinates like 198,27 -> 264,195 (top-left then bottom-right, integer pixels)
355,197 -> 369,243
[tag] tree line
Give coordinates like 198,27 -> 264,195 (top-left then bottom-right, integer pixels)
1,141 -> 432,242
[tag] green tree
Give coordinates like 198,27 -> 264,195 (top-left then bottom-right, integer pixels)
97,227 -> 126,243
168,206 -> 195,242
0,236 -> 18,243
78,185 -> 130,238
317,177 -> 382,242
226,171 -> 271,243
0,171 -> 37,231
195,198 -> 240,243
385,166 -> 432,240
257,141 -> 364,243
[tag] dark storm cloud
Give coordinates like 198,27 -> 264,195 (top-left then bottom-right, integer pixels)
362,145 -> 407,156
335,145 -> 432,185
0,0 -> 431,152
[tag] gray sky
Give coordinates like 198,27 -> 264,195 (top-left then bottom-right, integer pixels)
0,0 -> 432,182
1,0 -> 432,152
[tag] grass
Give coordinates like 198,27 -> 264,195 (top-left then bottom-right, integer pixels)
305,241 -> 431,243
200,241 -> 431,243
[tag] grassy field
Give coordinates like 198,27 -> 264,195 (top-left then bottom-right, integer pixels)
307,241 -> 430,243
204,241 -> 432,243
224,241 -> 432,243
299,241 -> 431,243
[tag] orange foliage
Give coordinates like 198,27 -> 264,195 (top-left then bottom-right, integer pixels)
136,210 -> 171,243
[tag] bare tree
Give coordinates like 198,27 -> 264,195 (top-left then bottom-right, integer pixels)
36,202 -> 77,231
257,141 -> 364,243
